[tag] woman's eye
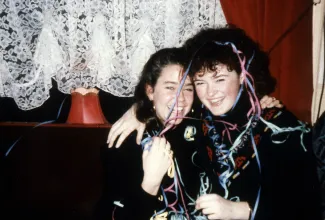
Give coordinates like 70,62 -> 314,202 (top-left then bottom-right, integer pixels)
194,82 -> 204,86
185,88 -> 193,92
166,87 -> 175,90
216,78 -> 225,83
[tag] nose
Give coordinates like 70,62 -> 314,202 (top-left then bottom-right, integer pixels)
177,90 -> 185,102
207,84 -> 217,97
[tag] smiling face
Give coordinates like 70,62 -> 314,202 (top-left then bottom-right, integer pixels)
194,64 -> 242,116
146,64 -> 194,126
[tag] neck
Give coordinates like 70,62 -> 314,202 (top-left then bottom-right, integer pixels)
205,89 -> 254,129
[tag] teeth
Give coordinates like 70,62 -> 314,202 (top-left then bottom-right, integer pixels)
211,98 -> 223,103
168,107 -> 184,111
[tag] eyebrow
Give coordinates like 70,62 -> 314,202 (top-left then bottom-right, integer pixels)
213,73 -> 228,78
194,73 -> 228,81
163,81 -> 193,86
163,81 -> 178,85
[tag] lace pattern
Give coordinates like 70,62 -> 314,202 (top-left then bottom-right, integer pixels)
0,0 -> 226,110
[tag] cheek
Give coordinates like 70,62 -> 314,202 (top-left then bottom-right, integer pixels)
195,87 -> 205,100
225,82 -> 241,99
185,92 -> 194,102
154,91 -> 173,103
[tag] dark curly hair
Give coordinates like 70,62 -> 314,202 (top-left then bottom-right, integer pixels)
134,47 -> 187,123
183,26 -> 276,98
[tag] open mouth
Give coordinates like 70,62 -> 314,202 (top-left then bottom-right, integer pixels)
168,106 -> 185,115
209,97 -> 225,107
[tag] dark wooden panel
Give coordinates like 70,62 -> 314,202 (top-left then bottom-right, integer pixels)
0,123 -> 110,219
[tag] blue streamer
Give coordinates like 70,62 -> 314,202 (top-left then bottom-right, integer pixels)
5,96 -> 68,157
250,131 -> 262,220
246,51 -> 255,70
164,58 -> 194,126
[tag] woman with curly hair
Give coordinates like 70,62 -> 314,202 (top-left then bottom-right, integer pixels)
184,27 -> 320,219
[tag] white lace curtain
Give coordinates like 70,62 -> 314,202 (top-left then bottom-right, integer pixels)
0,0 -> 226,110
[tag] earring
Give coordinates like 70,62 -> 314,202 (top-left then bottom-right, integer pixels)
191,109 -> 194,113
153,105 -> 155,110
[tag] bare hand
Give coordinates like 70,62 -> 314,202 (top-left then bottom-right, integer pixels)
141,137 -> 172,195
260,95 -> 283,109
107,104 -> 146,148
196,194 -> 250,219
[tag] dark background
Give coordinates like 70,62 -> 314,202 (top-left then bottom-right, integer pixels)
0,80 -> 135,219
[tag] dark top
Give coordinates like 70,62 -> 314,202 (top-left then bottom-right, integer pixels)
94,120 -> 217,220
313,111 -> 325,218
202,92 -> 321,220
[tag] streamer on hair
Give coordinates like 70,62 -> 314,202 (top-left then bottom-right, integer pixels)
193,41 -> 310,220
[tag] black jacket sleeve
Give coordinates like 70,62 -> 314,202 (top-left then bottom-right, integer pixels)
313,111 -> 325,219
94,134 -> 160,220
253,108 -> 321,220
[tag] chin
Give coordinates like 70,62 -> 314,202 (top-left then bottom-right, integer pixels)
167,118 -> 183,126
209,106 -> 231,116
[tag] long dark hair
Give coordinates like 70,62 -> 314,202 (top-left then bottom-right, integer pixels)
134,47 -> 187,123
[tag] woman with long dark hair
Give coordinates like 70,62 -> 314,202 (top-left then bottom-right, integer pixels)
95,47 -> 221,220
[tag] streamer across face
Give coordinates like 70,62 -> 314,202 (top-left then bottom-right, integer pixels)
194,64 -> 243,116
146,64 -> 194,125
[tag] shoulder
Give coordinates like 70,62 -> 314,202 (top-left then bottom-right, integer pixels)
258,107 -> 312,154
261,107 -> 304,127
260,107 -> 311,144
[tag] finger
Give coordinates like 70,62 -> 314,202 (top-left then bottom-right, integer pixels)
151,137 -> 159,152
196,200 -> 212,210
267,99 -> 282,108
276,101 -> 284,108
259,95 -> 268,105
108,129 -> 121,148
201,207 -> 216,215
165,141 -> 172,160
207,213 -> 219,220
268,100 -> 279,108
261,95 -> 271,107
196,194 -> 214,203
159,137 -> 167,151
108,125 -> 125,148
115,128 -> 134,148
107,120 -> 122,144
136,125 -> 146,145
142,149 -> 149,159
271,100 -> 280,106
165,141 -> 171,151
196,194 -> 214,202
107,119 -> 123,143
265,97 -> 275,107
